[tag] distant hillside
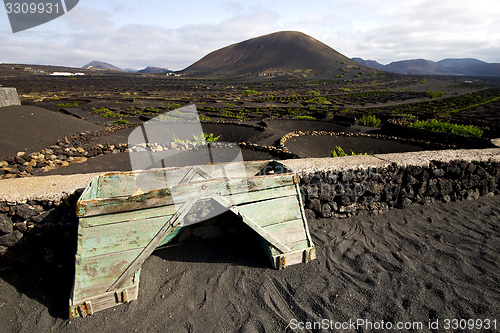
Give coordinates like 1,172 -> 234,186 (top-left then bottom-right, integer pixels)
181,31 -> 365,77
353,57 -> 500,77
137,66 -> 172,74
351,58 -> 384,70
82,61 -> 123,71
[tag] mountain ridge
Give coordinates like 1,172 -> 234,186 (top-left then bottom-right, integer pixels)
353,57 -> 500,76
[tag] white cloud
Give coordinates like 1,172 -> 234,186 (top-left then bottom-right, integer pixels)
1,0 -> 499,69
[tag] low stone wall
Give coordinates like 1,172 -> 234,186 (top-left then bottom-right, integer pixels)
0,148 -> 499,264
0,87 -> 21,107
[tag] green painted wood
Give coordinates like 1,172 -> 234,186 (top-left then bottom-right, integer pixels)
294,180 -> 314,246
108,199 -> 196,291
227,183 -> 296,206
158,224 -> 185,247
78,174 -> 295,217
263,218 -> 309,246
73,248 -> 141,301
236,195 -> 302,228
286,239 -> 311,252
78,215 -> 171,258
86,160 -> 284,201
80,205 -> 178,227
71,160 -> 315,316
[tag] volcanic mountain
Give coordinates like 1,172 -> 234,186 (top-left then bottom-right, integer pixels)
180,31 -> 364,77
82,60 -> 123,72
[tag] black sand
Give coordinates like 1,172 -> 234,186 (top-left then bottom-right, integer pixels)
0,106 -> 101,160
0,195 -> 498,332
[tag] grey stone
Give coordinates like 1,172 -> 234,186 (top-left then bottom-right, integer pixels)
0,88 -> 21,107
14,204 -> 39,220
0,230 -> 23,247
30,208 -> 61,224
432,168 -> 445,178
320,203 -> 332,218
0,214 -> 13,234
14,222 -> 27,233
319,183 -> 335,201
438,179 -> 453,196
398,198 -> 413,209
305,199 -> 321,213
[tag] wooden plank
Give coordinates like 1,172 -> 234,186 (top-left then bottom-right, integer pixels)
73,248 -> 141,301
78,216 -> 171,258
227,184 -> 296,206
212,196 -> 291,254
236,195 -> 302,228
80,205 -> 178,227
79,174 -> 295,217
158,224 -> 184,247
294,180 -> 314,245
70,281 -> 139,318
270,247 -> 316,269
286,239 -> 311,251
107,199 -> 196,291
263,219 -> 308,246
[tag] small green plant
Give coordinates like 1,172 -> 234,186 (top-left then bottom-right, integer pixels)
57,101 -> 80,107
204,133 -> 220,143
174,133 -> 220,145
241,89 -> 259,96
408,119 -> 483,138
198,114 -> 211,121
358,114 -> 381,127
92,107 -> 122,118
427,89 -> 444,99
307,90 -> 321,96
221,110 -> 235,118
91,107 -> 111,113
293,115 -> 316,120
331,146 -> 368,157
306,96 -> 331,105
114,119 -> 130,125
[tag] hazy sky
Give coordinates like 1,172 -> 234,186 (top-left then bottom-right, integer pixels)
1,0 -> 499,70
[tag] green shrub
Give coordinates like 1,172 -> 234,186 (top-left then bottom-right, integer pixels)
358,114 -> 381,127
408,119 -> 483,138
198,114 -> 211,121
92,107 -> 122,118
57,101 -> 80,107
241,89 -> 259,95
427,89 -> 444,99
91,107 -> 111,113
331,146 -> 368,157
293,115 -> 316,120
174,133 -> 220,145
221,110 -> 235,118
114,119 -> 130,125
204,133 -> 220,143
306,96 -> 331,104
307,90 -> 321,96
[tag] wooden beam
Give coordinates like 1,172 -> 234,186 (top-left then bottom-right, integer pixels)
213,196 -> 291,254
106,199 -> 196,291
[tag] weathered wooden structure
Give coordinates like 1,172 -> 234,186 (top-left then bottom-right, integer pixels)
70,160 -> 316,318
